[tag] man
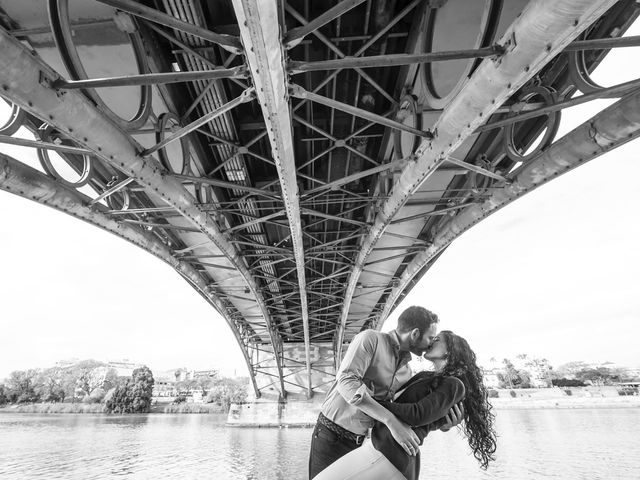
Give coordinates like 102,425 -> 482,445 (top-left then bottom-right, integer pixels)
308,306 -> 461,478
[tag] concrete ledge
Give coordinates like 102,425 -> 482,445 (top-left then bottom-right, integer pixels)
227,396 -> 324,426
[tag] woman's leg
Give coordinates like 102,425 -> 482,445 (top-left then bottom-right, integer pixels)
313,440 -> 406,480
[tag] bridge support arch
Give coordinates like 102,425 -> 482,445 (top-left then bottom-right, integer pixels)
229,341 -> 336,426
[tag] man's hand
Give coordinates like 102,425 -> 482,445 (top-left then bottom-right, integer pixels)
440,402 -> 465,432
386,417 -> 420,456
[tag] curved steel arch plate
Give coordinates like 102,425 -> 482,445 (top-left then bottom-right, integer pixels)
0,152 -> 261,395
376,88 -> 640,325
0,25 -> 285,398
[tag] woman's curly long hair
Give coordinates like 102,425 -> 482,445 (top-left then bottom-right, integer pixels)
435,330 -> 497,469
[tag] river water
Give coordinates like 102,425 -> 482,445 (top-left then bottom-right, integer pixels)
1,408 -> 639,479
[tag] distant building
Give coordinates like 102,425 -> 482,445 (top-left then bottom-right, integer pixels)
173,368 -> 218,382
153,370 -> 179,397
481,367 -> 501,389
188,388 -> 204,404
152,368 -> 219,399
625,366 -> 640,380
55,358 -> 81,368
107,359 -> 144,378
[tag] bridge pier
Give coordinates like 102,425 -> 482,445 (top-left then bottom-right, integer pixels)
227,396 -> 325,427
228,342 -> 336,426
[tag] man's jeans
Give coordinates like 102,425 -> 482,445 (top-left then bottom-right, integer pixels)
308,421 -> 361,479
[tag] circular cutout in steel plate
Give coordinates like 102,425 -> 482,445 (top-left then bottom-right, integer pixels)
0,97 -> 25,136
155,112 -> 190,175
37,124 -> 93,188
421,0 -> 501,110
503,86 -> 561,163
48,0 -> 152,131
393,95 -> 421,160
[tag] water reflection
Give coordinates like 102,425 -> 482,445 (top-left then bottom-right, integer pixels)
0,410 -> 639,479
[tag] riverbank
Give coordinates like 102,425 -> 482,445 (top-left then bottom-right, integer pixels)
151,403 -> 226,414
488,386 -> 640,409
0,402 -> 227,414
3,387 -> 639,415
0,403 -> 105,414
490,395 -> 640,409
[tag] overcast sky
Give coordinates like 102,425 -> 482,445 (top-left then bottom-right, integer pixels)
1,25 -> 639,380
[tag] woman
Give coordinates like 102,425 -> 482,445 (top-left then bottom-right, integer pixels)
315,330 -> 497,479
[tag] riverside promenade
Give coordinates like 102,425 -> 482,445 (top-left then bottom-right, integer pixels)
488,386 -> 640,409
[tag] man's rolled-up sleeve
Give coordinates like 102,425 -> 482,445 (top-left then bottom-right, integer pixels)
336,331 -> 377,405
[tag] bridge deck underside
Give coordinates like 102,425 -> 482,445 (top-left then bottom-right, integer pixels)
0,0 -> 638,397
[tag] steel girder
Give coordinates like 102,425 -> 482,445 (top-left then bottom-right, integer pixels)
0,152 -> 260,396
0,26 -> 286,398
232,0 -> 313,397
376,87 -> 640,325
336,0 -> 619,357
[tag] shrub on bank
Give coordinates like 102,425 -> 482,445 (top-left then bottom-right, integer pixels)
1,403 -> 105,414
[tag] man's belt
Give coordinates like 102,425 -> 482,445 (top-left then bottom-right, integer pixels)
318,413 -> 366,445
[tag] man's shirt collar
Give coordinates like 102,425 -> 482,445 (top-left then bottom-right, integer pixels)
387,330 -> 402,352
386,330 -> 411,361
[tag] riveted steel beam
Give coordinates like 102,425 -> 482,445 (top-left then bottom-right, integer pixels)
89,177 -> 135,206
444,156 -> 508,182
302,159 -> 406,197
232,0 -> 313,398
284,0 -> 367,49
290,84 -> 433,139
389,204 -> 474,225
95,0 -> 242,54
141,87 -> 255,157
336,0 -> 619,359
301,207 -> 369,228
0,153 -> 260,396
288,45 -> 504,73
52,67 -> 247,89
171,172 -> 281,199
0,26 -> 285,399
0,135 -> 92,155
377,88 -> 640,327
477,76 -> 640,133
10,19 -> 113,37
565,34 -> 640,51
225,210 -> 287,234
120,218 -> 201,232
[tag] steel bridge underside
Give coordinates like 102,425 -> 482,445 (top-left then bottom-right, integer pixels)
0,0 -> 639,399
